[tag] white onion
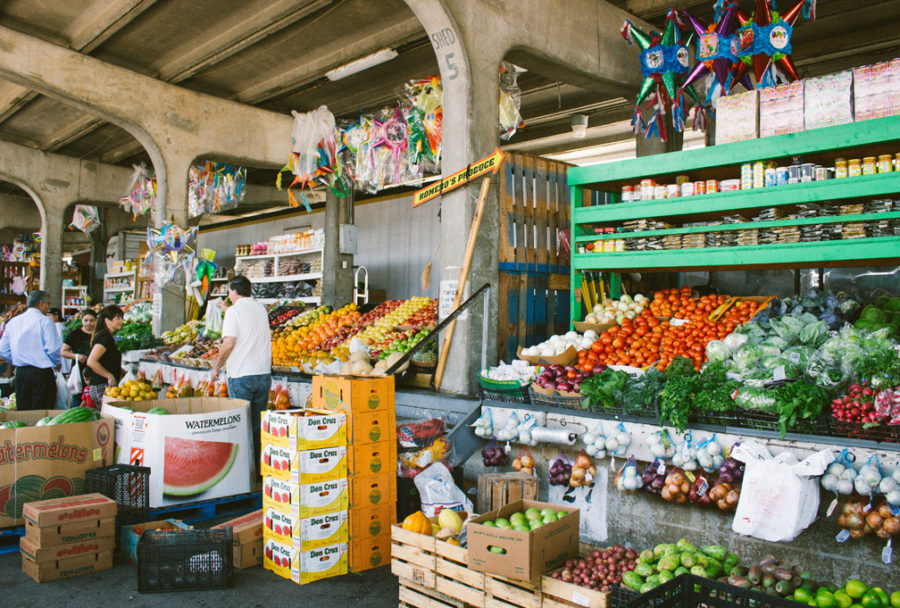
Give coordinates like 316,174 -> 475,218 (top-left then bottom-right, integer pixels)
827,463 -> 845,477
836,479 -> 855,495
887,490 -> 900,506
820,473 -> 838,491
616,432 -> 630,446
593,437 -> 606,450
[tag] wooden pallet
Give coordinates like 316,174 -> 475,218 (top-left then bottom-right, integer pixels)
399,578 -> 468,608
484,573 -> 543,608
541,575 -> 610,608
497,153 -> 571,363
434,539 -> 485,608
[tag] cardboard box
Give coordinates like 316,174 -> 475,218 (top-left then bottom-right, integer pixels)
350,473 -> 396,510
715,89 -> 758,145
298,542 -> 348,584
22,550 -> 113,583
295,478 -> 349,518
212,509 -> 264,569
261,409 -> 347,450
348,440 -> 395,478
294,446 -> 347,484
22,493 -> 117,528
467,500 -> 579,583
102,398 -> 252,507
20,534 -> 115,563
295,510 -> 348,551
261,444 -> 293,480
121,519 -> 191,566
263,532 -> 295,581
262,475 -> 294,514
349,532 -> 390,573
347,408 -> 393,444
25,516 -> 115,547
349,502 -> 395,540
312,375 -> 394,414
0,411 -> 114,528
263,506 -> 296,545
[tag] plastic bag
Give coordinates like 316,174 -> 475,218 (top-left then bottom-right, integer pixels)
413,462 -> 473,517
642,459 -> 667,495
672,432 -> 698,472
549,451 -> 572,486
512,446 -> 534,475
67,360 -> 83,396
647,429 -> 673,460
615,456 -> 643,492
582,422 -> 607,459
820,448 -> 856,494
204,299 -> 224,339
472,409 -> 493,438
516,413 -> 538,445
55,371 -> 71,410
731,440 -> 834,542
397,418 -> 446,449
398,436 -> 451,478
481,437 -> 507,467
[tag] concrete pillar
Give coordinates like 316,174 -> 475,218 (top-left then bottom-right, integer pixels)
40,207 -> 66,301
322,189 -> 354,308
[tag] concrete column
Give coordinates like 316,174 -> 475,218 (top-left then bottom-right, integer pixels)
322,189 -> 354,308
40,207 -> 66,303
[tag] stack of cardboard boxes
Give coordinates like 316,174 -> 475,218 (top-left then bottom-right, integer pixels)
312,375 -> 397,573
260,408 -> 350,584
20,493 -> 117,583
212,509 -> 264,570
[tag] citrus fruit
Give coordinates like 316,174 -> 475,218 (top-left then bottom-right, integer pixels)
846,581 -> 869,600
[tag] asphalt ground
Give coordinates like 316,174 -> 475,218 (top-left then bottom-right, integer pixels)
0,551 -> 399,608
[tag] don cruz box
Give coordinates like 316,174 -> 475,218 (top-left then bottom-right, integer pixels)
261,409 -> 347,451
467,499 -> 579,583
312,375 -> 394,414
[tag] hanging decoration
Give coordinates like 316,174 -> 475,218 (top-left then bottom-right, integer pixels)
405,76 -> 443,170
146,221 -> 197,284
188,161 -> 246,217
499,61 -> 525,140
68,204 -> 101,236
193,248 -> 217,304
277,106 -> 347,212
621,10 -> 704,139
682,1 -> 752,101
119,163 -> 156,219
734,0 -> 816,89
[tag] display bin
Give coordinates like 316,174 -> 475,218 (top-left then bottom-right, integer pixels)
624,574 -> 797,608
529,386 -> 585,411
735,409 -> 830,436
827,418 -> 900,444
137,528 -> 233,593
85,464 -> 151,536
480,380 -> 531,405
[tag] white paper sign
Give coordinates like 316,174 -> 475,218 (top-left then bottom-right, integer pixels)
439,279 -> 468,321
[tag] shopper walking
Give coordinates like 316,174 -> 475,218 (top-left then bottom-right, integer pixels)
0,290 -> 62,410
61,308 -> 97,406
85,305 -> 125,408
211,275 -> 271,463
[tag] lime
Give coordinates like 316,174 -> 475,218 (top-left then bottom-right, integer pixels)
871,588 -> 890,608
816,591 -> 836,608
835,591 -> 853,608
489,546 -> 506,554
509,512 -> 526,524
482,520 -> 496,527
525,507 -> 541,517
846,581 -> 869,600
494,518 -> 511,529
540,508 -> 556,518
512,524 -> 530,532
794,588 -> 814,604
861,591 -> 883,608
890,591 -> 900,608
528,520 -> 544,530
556,510 -> 568,518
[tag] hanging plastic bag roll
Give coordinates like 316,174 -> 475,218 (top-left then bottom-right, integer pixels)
530,427 -> 577,445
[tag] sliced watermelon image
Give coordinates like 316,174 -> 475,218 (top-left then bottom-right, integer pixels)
163,436 -> 238,496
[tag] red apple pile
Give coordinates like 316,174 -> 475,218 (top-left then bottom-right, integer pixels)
548,545 -> 638,592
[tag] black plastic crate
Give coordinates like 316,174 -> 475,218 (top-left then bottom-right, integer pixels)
529,386 -> 586,411
481,384 -> 531,405
137,528 -> 232,593
86,464 -> 151,531
828,417 -> 900,444
610,583 -> 641,607
625,574 -> 797,608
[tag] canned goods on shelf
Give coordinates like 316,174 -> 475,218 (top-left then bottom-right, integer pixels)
653,185 -> 667,200
877,154 -> 893,173
800,163 -> 815,183
862,156 -> 877,176
681,182 -> 695,197
706,179 -> 719,193
694,180 -> 706,195
666,184 -> 681,198
675,175 -> 690,185
764,168 -> 777,188
788,165 -> 801,184
775,166 -> 789,185
848,158 -> 861,177
834,159 -> 848,178
720,179 -> 741,192
814,165 -> 828,181
621,186 -> 634,203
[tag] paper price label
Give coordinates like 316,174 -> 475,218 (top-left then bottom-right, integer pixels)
826,497 -> 838,517
657,462 -> 666,475
836,529 -> 851,543
882,539 -> 892,565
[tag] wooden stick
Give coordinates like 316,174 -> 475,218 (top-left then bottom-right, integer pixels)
433,176 -> 493,390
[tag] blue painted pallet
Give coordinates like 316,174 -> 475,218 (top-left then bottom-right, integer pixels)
149,491 -> 261,525
0,525 -> 24,555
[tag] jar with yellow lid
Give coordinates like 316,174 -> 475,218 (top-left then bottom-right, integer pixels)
834,158 -> 848,178
847,158 -> 861,177
862,157 -> 877,176
877,154 -> 892,173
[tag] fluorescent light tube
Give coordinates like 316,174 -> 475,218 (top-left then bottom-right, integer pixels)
326,49 -> 398,82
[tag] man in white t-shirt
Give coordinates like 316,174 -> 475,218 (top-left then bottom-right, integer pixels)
211,275 -> 271,463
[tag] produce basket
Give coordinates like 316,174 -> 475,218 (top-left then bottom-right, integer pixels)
736,409 -> 830,436
689,410 -> 741,428
137,528 -> 232,593
827,418 -> 900,444
625,573 -> 797,608
610,583 -> 641,607
529,384 -> 585,411
480,376 -> 531,405
86,464 -> 150,536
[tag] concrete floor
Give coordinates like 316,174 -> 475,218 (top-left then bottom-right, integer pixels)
0,552 -> 399,608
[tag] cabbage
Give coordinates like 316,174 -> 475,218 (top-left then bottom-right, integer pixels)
759,345 -> 782,360
798,312 -> 819,326
705,340 -> 729,362
771,315 -> 804,343
799,320 -> 828,347
723,332 -> 749,352
782,346 -> 813,369
738,322 -> 767,344
734,387 -> 776,413
732,343 -> 765,372
762,336 -> 788,350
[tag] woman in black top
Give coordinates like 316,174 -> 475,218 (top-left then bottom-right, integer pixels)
86,305 -> 124,408
61,309 -> 97,406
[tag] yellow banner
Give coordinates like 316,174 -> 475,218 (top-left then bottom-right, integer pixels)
412,148 -> 505,207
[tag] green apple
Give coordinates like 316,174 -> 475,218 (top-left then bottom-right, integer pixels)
525,507 -> 541,518
494,518 -> 512,529
542,515 -> 556,524
556,510 -> 568,518
509,512 -> 526,525
890,591 -> 900,608
540,508 -> 556,518
528,520 -> 544,530
482,520 -> 496,527
512,524 -> 530,532
489,546 -> 506,554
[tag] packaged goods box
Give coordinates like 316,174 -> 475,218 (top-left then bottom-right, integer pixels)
102,398 -> 252,507
260,444 -> 347,484
261,409 -> 346,450
212,509 -> 264,569
467,499 -> 579,583
0,411 -> 114,528
312,375 -> 394,414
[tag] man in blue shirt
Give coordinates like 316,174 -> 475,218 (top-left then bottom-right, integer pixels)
0,290 -> 62,410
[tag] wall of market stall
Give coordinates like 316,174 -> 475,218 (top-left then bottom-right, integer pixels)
197,191 -> 440,301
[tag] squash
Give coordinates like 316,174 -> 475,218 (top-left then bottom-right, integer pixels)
401,510 -> 432,536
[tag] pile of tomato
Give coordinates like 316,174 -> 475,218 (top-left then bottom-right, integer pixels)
576,291 -> 763,371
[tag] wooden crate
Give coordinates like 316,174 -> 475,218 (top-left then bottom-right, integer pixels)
541,575 -> 610,608
391,524 -> 437,588
484,573 -> 543,608
399,577 -> 468,608
476,472 -> 538,514
434,538 -> 485,608
498,153 -> 571,363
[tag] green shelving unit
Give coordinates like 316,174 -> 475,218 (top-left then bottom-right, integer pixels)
568,115 -> 900,323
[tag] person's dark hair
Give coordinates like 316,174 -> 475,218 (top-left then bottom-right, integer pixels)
81,308 -> 97,319
49,308 -> 62,319
229,275 -> 252,297
95,305 -> 124,337
27,290 -> 50,308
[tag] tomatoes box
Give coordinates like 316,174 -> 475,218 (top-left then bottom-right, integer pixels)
0,410 -> 114,529
22,549 -> 113,583
349,502 -> 395,541
348,440 -> 396,478
102,398 -> 253,508
261,409 -> 346,451
212,508 -> 264,569
19,533 -> 115,563
467,499 -> 579,583
24,516 -> 115,548
312,375 -> 394,415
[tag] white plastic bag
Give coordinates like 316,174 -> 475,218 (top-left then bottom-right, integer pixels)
67,360 -> 83,396
731,441 -> 834,542
55,371 -> 72,410
414,463 -> 474,517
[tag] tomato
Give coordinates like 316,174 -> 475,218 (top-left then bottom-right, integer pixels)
566,370 -> 577,380
591,341 -> 604,354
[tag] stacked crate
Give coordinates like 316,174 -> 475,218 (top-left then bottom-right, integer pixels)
260,408 -> 350,584
312,375 -> 397,572
20,493 -> 117,583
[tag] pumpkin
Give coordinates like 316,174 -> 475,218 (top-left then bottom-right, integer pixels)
401,510 -> 432,536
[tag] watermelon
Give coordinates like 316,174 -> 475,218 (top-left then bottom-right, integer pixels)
147,407 -> 170,415
0,421 -> 28,429
162,436 -> 238,496
49,407 -> 101,425
35,416 -> 54,426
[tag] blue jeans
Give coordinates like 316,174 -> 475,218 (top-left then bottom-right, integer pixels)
227,373 -> 271,466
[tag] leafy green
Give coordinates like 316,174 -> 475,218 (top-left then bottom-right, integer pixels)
659,359 -> 738,432
580,368 -> 628,411
621,367 -> 665,414
772,381 -> 828,438
115,321 -> 161,352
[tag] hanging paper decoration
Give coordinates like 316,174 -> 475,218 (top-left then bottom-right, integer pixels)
405,77 -> 443,170
277,106 -> 347,212
147,222 -> 197,283
188,161 -> 246,217
499,62 -> 525,140
622,10 -> 704,139
69,204 -> 101,236
682,1 -> 753,99
734,0 -> 815,89
119,163 -> 156,219
194,248 -> 217,304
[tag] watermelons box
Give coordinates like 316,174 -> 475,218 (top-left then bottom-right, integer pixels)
0,410 -> 114,529
101,398 -> 252,508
